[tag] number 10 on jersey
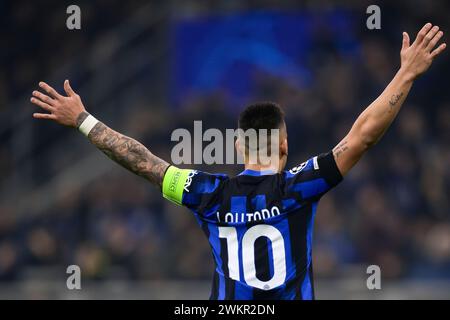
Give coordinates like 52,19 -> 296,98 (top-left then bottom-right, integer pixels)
218,224 -> 286,290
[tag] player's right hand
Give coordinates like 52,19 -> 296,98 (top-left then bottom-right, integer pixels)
31,80 -> 86,128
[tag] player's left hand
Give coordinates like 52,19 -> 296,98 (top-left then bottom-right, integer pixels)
400,23 -> 446,81
30,80 -> 86,127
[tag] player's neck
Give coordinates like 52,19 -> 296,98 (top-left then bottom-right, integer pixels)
244,163 -> 280,173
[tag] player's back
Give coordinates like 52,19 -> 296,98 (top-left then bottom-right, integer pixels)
162,151 -> 342,300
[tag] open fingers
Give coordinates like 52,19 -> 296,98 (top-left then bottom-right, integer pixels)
38,82 -> 63,100
431,43 -> 447,58
33,112 -> 57,120
422,25 -> 440,48
63,79 -> 76,97
30,96 -> 54,113
32,90 -> 55,106
427,30 -> 444,51
415,23 -> 433,45
401,32 -> 410,51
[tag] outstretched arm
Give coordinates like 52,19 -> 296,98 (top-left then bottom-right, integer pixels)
334,23 -> 446,176
30,80 -> 169,188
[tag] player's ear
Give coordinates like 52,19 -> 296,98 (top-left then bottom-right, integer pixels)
280,137 -> 288,157
235,138 -> 244,156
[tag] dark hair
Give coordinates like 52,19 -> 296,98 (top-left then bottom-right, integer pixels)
238,101 -> 285,132
238,102 -> 285,154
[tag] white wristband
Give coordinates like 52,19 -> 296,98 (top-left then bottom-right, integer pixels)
78,114 -> 99,137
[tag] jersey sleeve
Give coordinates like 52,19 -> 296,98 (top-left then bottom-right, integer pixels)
161,165 -> 225,213
285,151 -> 343,200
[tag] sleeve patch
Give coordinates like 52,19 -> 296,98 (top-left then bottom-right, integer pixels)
289,161 -> 309,175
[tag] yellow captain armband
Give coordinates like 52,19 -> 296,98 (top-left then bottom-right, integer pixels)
162,166 -> 195,205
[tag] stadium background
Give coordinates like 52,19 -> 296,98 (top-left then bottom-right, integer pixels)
0,0 -> 449,299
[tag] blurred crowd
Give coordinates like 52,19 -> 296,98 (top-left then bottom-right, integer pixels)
0,0 -> 449,286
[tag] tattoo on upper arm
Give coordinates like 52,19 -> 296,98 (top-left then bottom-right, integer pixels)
388,92 -> 404,111
88,122 -> 169,187
333,140 -> 349,159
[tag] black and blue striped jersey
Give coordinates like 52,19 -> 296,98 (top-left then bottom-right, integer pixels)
162,151 -> 343,300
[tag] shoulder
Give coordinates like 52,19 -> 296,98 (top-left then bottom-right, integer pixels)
162,165 -> 229,205
282,152 -> 343,199
183,170 -> 229,194
284,156 -> 319,180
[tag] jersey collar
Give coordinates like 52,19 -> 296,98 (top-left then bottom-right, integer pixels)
238,169 -> 277,176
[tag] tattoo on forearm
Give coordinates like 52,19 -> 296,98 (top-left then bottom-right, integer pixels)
333,140 -> 349,159
76,111 -> 89,128
88,122 -> 169,187
388,92 -> 404,110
